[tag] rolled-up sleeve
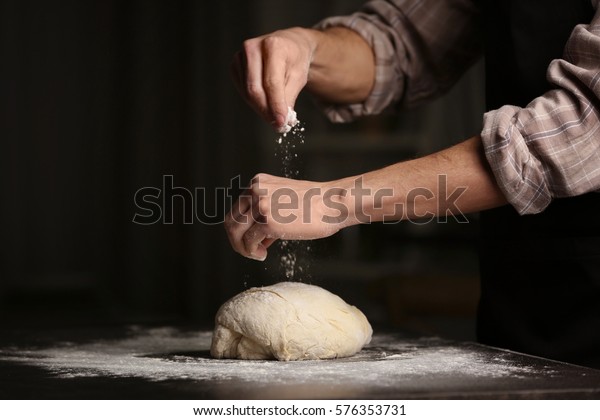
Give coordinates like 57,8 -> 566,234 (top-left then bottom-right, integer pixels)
481,4 -> 600,214
314,0 -> 482,122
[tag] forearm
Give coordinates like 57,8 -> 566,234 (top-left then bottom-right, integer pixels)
336,136 -> 507,226
304,27 -> 375,104
313,0 -> 482,122
224,136 -> 506,261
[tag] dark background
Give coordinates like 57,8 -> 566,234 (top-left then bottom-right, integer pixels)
0,0 -> 485,339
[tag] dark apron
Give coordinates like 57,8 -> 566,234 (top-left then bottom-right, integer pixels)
477,0 -> 600,368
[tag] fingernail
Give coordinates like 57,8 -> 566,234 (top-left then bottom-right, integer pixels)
272,113 -> 286,129
248,253 -> 267,262
275,112 -> 285,125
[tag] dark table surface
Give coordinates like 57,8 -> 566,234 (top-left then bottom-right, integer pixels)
0,325 -> 599,399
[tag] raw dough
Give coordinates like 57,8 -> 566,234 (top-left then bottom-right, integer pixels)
210,282 -> 372,361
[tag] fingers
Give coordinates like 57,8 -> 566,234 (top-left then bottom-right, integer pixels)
225,176 -> 276,261
284,68 -> 307,112
229,189 -> 252,224
224,207 -> 252,259
225,174 -> 343,259
243,193 -> 278,261
226,212 -> 272,262
241,39 -> 270,122
243,224 -> 269,261
225,209 -> 270,262
261,237 -> 277,249
233,32 -> 307,131
262,36 -> 290,129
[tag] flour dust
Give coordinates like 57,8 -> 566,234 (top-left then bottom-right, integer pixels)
274,109 -> 312,282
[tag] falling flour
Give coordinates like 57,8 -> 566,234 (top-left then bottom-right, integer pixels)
275,106 -> 305,179
277,107 -> 299,135
273,107 -> 311,281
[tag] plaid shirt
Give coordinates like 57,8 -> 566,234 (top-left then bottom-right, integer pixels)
315,0 -> 600,215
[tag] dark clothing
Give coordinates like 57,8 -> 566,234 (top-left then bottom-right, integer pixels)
317,0 -> 600,368
478,0 -> 600,368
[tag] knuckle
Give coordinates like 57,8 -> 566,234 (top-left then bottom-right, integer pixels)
287,68 -> 308,84
263,76 -> 281,90
262,35 -> 283,51
242,231 -> 255,251
258,198 -> 270,216
251,173 -> 265,185
245,83 -> 262,99
242,38 -> 258,54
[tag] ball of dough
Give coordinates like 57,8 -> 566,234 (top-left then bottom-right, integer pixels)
210,282 -> 372,361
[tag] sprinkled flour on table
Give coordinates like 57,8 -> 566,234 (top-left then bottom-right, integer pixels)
1,327 -> 594,399
0,327 -> 538,388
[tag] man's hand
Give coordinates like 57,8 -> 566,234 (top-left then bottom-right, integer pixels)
232,26 -> 376,131
224,173 -> 348,261
224,137 -> 508,261
231,28 -> 317,132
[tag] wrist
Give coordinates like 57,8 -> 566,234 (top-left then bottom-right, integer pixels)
305,26 -> 375,104
295,27 -> 321,62
328,176 -> 384,228
334,172 -> 407,227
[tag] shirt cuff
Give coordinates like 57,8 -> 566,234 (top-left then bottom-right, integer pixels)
481,106 -> 552,215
